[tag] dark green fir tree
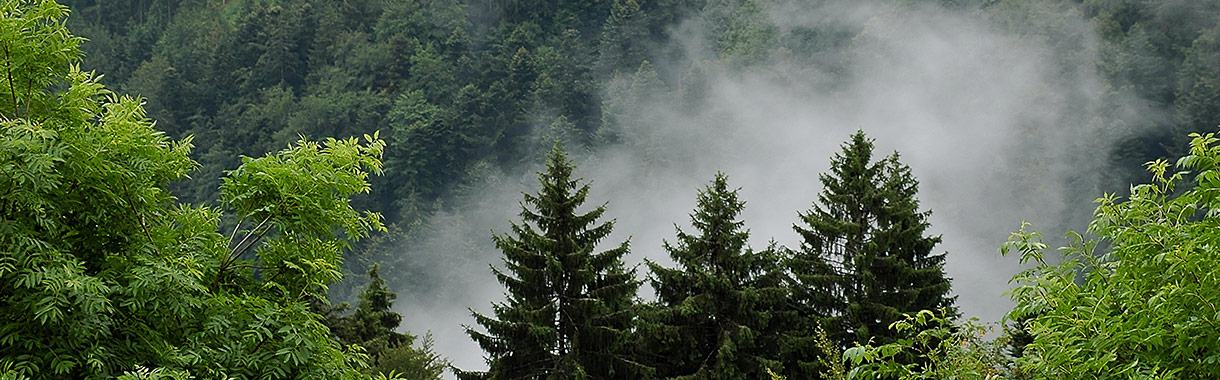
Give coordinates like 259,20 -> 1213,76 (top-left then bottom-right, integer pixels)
640,172 -> 789,380
596,0 -> 648,75
461,145 -> 643,380
786,131 -> 956,376
321,264 -> 448,379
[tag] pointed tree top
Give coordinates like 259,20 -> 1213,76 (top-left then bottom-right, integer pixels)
548,140 -> 569,165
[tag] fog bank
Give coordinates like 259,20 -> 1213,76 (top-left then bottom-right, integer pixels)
391,0 -> 1152,373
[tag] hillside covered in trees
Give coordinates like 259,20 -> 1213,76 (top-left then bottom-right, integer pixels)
4,0 -> 1220,378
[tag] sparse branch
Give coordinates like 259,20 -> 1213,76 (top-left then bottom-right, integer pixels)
229,212 -> 273,256
121,181 -> 159,256
4,43 -> 16,119
24,77 -> 31,119
229,263 -> 275,271
227,218 -> 244,247
228,214 -> 274,261
212,212 -> 275,292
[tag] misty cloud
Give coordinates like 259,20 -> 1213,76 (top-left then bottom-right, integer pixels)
385,0 -> 1152,373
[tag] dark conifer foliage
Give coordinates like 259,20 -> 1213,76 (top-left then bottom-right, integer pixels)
330,264 -> 409,356
462,145 -> 643,380
596,0 -> 648,76
320,265 -> 448,379
640,173 -> 789,379
788,131 -> 955,357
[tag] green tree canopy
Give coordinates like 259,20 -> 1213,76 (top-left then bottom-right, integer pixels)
1003,131 -> 1220,378
0,2 -> 388,378
788,131 -> 955,357
320,265 -> 448,380
641,172 -> 789,380
461,145 -> 642,380
836,131 -> 1220,379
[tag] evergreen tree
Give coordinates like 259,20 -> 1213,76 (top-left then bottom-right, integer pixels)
1176,20 -> 1220,137
461,145 -> 642,380
596,0 -> 648,75
640,172 -> 789,380
788,131 -> 955,361
322,265 -> 449,380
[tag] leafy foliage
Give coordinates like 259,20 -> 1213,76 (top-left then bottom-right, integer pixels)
839,130 -> 1220,378
843,310 -> 1009,380
0,2 -> 389,378
1001,132 -> 1220,378
216,133 -> 385,297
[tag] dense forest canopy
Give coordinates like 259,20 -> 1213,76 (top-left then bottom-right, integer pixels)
4,0 -> 1220,378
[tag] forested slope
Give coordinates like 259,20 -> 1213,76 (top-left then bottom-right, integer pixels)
11,0 -> 1220,377
64,0 -> 1220,226
60,0 -> 671,221
58,0 -> 1220,307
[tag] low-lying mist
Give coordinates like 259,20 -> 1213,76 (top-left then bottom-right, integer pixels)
383,0 -> 1156,372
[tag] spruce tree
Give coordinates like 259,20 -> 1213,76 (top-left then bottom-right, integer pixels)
787,131 -> 955,372
321,265 -> 448,379
596,0 -> 647,75
461,145 -> 642,380
640,173 -> 789,379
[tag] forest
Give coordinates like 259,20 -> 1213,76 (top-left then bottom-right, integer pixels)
3,0 -> 1220,378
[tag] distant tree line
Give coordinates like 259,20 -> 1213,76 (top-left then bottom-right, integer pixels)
61,0 -> 1220,207
57,0 -> 681,226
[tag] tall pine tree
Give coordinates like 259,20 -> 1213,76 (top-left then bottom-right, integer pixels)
788,131 -> 955,365
461,145 -> 643,380
640,172 -> 789,379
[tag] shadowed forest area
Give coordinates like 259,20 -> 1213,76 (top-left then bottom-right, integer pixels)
4,0 -> 1220,378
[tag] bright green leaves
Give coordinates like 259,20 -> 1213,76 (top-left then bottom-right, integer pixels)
222,134 -> 385,241
0,0 -> 82,120
843,310 -> 1006,380
115,366 -> 190,380
186,295 -> 367,380
87,95 -> 197,186
2,2 -> 199,376
0,117 -> 65,226
1,1 -> 390,378
1179,132 -> 1220,212
218,134 -> 386,297
1002,131 -> 1220,378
